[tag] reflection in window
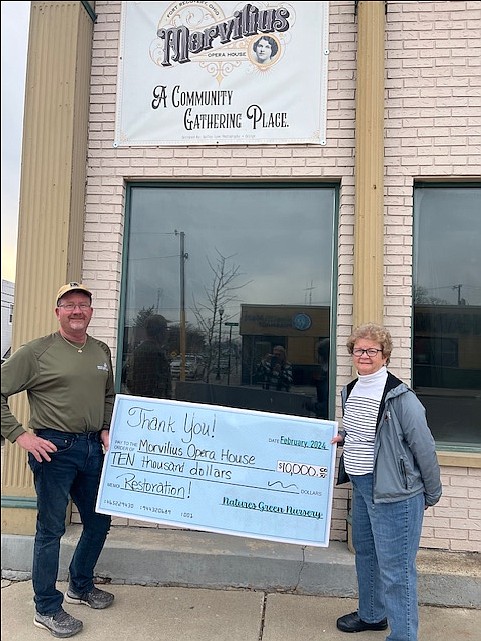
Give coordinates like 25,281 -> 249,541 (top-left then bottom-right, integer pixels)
120,183 -> 337,419
413,184 -> 481,449
413,337 -> 458,368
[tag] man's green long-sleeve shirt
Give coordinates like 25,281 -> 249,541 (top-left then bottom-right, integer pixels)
1,332 -> 115,443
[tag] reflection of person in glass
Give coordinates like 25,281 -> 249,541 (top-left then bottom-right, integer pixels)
125,314 -> 172,399
253,35 -> 278,64
257,345 -> 293,391
313,338 -> 330,418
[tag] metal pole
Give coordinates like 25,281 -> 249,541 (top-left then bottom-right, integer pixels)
176,230 -> 187,381
224,322 -> 238,386
227,324 -> 233,385
216,307 -> 224,380
452,284 -> 462,305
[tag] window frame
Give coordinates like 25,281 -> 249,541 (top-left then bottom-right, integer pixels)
413,181 -> 481,453
116,180 -> 340,420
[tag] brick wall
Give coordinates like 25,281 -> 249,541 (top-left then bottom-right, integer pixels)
79,1 -> 481,551
422,466 -> 481,552
383,1 -> 481,551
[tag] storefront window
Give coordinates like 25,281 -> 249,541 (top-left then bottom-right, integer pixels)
119,183 -> 337,419
413,183 -> 481,449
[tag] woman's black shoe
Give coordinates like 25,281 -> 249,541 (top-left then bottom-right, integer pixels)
336,611 -> 388,633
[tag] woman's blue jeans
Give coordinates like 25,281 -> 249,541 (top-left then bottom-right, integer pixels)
350,473 -> 425,641
28,429 -> 111,615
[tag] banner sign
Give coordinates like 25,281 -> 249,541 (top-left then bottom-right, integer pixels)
114,1 -> 329,146
96,395 -> 338,547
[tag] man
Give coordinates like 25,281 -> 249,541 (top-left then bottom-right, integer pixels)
124,314 -> 172,398
1,282 -> 115,638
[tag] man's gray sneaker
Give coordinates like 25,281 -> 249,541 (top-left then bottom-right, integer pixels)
65,585 -> 114,609
33,608 -> 83,638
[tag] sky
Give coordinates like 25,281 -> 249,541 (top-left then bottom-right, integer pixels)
1,1 -> 30,283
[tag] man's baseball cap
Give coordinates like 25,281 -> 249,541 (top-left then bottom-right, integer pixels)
56,282 -> 92,306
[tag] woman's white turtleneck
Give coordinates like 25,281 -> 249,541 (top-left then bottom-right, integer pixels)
343,366 -> 388,476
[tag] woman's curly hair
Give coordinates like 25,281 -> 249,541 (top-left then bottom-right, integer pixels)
346,322 -> 393,365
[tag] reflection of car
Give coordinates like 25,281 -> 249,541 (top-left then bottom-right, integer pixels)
170,354 -> 205,379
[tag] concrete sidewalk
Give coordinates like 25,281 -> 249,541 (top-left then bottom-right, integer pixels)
2,579 -> 481,641
2,526 -> 480,609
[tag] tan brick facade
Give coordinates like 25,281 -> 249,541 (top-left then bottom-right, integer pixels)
79,1 -> 481,551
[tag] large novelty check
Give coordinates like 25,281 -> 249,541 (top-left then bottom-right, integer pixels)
96,395 -> 338,547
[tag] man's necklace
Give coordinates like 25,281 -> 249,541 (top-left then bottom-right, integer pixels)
61,334 -> 87,353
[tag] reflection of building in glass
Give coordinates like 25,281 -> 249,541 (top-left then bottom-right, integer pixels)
414,305 -> 481,390
414,305 -> 481,446
239,304 -> 329,388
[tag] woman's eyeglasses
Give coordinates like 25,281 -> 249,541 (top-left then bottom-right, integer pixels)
352,348 -> 383,357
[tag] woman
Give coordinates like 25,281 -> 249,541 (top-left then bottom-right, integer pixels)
333,323 -> 441,641
252,35 -> 278,65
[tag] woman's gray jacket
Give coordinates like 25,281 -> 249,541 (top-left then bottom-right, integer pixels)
337,371 -> 442,507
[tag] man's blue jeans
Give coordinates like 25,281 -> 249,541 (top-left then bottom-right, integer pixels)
350,473 -> 425,641
28,429 -> 111,615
